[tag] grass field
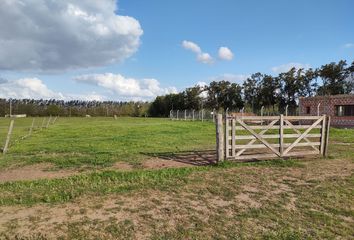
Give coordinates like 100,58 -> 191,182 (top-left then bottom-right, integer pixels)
0,117 -> 353,239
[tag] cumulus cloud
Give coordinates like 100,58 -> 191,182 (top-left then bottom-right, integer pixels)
218,47 -> 234,61
0,0 -> 143,71
0,77 -> 107,100
271,62 -> 311,73
182,40 -> 213,64
197,53 -> 213,64
0,78 -> 65,99
74,73 -> 177,100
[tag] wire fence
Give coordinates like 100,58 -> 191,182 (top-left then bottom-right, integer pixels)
0,116 -> 58,154
170,106 -> 301,122
170,109 -> 216,121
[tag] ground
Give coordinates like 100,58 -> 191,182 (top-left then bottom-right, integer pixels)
0,117 -> 353,239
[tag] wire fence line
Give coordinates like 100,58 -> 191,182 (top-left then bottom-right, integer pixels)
0,116 -> 58,154
170,105 -> 301,122
169,109 -> 216,122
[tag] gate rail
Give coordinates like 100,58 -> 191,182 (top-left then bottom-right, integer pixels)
216,114 -> 330,161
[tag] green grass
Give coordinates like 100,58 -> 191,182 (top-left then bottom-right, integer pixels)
0,117 -> 353,239
0,159 -> 304,206
0,117 -> 215,169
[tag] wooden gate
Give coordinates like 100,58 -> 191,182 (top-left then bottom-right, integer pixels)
216,114 -> 330,161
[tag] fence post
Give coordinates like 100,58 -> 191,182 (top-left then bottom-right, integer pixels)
317,103 -> 321,116
324,116 -> 331,157
231,118 -> 236,158
192,110 -> 195,121
170,110 -> 173,120
41,117 -> 46,129
225,113 -> 229,159
261,106 -> 264,125
46,116 -> 52,128
216,114 -> 224,162
212,108 -> 216,122
176,110 -> 179,120
320,114 -> 327,156
184,110 -> 187,120
285,105 -> 289,116
279,114 -> 284,157
201,109 -> 204,122
52,116 -> 57,124
28,118 -> 35,136
3,120 -> 14,154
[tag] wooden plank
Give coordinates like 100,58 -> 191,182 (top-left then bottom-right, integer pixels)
235,119 -> 278,156
320,115 -> 326,155
233,142 -> 321,149
324,116 -> 331,157
233,116 -> 280,120
235,125 -> 321,130
231,115 -> 322,121
3,120 -> 14,154
284,119 -> 319,152
283,150 -> 320,157
283,116 -> 324,155
232,133 -> 321,140
232,150 -> 320,160
284,116 -> 323,120
231,118 -> 235,157
216,114 -> 224,162
236,118 -> 281,156
233,153 -> 278,160
280,114 -> 284,156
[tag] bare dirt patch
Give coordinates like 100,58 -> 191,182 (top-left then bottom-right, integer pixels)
142,157 -> 193,169
0,163 -> 78,183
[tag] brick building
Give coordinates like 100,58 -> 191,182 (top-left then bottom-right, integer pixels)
299,94 -> 354,127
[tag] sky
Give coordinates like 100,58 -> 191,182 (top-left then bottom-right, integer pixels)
0,0 -> 353,101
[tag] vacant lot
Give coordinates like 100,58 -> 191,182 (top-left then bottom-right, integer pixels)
0,117 -> 353,239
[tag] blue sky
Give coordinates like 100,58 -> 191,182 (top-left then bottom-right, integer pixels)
0,0 -> 353,101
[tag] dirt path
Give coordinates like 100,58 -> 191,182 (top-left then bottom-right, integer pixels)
0,151 -> 217,183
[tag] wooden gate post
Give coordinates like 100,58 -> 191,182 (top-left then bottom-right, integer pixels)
3,120 -> 14,154
216,114 -> 224,162
324,116 -> 331,157
279,114 -> 284,157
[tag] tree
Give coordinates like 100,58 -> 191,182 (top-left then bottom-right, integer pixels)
206,80 -> 244,111
184,86 -> 202,110
243,73 -> 262,111
317,60 -> 353,95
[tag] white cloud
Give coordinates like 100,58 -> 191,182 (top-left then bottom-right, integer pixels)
218,47 -> 234,61
343,43 -> 354,48
197,53 -> 213,64
182,40 -> 201,54
0,0 -> 143,71
271,62 -> 311,73
182,40 -> 213,64
0,77 -> 106,101
74,73 -> 177,100
0,78 -> 65,99
210,74 -> 249,84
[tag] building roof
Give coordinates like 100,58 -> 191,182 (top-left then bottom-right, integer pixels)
299,94 -> 354,100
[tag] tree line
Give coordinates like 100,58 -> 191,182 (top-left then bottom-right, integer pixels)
0,99 -> 150,117
149,60 -> 354,117
1,60 -> 353,118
